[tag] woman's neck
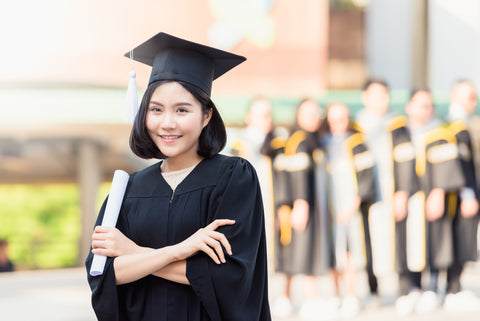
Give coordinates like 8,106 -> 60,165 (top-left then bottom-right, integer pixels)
161,155 -> 204,172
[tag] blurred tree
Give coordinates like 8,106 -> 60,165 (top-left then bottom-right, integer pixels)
0,183 -> 110,269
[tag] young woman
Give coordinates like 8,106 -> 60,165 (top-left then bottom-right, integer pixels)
262,99 -> 331,319
323,103 -> 376,317
85,32 -> 271,321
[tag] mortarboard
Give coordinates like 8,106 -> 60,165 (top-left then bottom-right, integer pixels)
125,32 -> 246,96
124,32 -> 246,123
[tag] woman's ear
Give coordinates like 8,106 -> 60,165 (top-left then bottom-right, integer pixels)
203,108 -> 213,128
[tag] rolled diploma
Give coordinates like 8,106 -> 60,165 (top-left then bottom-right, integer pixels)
89,169 -> 130,276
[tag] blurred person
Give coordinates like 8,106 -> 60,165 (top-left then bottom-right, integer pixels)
229,96 -> 274,271
323,103 -> 376,318
0,239 -> 14,272
355,79 -> 417,307
85,32 -> 271,321
441,80 -> 480,312
450,81 -> 480,189
262,99 -> 333,320
399,89 -> 465,315
230,96 -> 273,161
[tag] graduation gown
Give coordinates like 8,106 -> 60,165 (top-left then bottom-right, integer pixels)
355,113 -> 417,276
405,119 -> 465,271
323,130 -> 376,271
449,120 -> 479,263
261,127 -> 331,276
85,155 -> 271,321
229,127 -> 275,272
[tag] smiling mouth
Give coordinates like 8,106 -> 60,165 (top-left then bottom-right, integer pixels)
160,135 -> 181,142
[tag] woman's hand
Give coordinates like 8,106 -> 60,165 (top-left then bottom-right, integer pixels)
393,191 -> 409,222
91,226 -> 141,257
337,196 -> 361,225
425,188 -> 445,221
291,199 -> 309,232
173,219 -> 235,264
461,198 -> 479,218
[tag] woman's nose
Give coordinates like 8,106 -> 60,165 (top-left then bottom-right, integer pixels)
160,113 -> 176,129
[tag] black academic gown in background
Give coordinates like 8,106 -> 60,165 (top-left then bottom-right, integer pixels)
85,155 -> 271,321
450,120 -> 479,263
262,127 -> 331,276
388,117 -> 419,273
343,130 -> 377,204
409,121 -> 465,270
322,130 -> 376,271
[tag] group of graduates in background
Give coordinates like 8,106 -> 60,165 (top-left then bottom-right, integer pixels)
230,79 -> 480,320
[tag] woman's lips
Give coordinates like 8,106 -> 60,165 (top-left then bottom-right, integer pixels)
160,135 -> 181,143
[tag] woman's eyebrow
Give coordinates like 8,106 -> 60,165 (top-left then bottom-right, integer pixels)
149,101 -> 193,107
149,100 -> 162,106
174,102 -> 193,107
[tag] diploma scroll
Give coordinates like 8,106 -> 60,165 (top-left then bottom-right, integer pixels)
89,169 -> 130,276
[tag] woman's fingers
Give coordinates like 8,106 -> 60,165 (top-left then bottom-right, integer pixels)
92,226 -> 114,241
91,247 -> 113,256
94,225 -> 114,233
176,219 -> 235,262
91,227 -> 140,257
193,230 -> 233,263
200,243 -> 221,264
91,240 -> 105,249
206,219 -> 235,231
209,230 -> 232,256
205,236 -> 226,263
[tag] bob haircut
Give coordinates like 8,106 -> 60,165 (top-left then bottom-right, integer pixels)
129,80 -> 227,159
362,78 -> 389,91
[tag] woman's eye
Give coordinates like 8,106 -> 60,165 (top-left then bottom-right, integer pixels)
177,108 -> 188,113
150,106 -> 162,112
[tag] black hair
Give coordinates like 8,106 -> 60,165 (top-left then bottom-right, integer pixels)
323,102 -> 355,134
410,87 -> 431,99
453,78 -> 473,86
291,98 -> 323,151
291,98 -> 316,130
362,78 -> 389,91
247,95 -> 270,111
129,80 -> 226,159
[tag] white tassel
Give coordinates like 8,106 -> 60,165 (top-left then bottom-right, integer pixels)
125,50 -> 138,124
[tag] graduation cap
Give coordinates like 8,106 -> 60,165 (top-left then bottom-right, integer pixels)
124,32 -> 246,123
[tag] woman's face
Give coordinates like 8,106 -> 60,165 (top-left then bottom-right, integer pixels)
405,90 -> 433,126
361,83 -> 390,116
297,100 -> 321,133
451,82 -> 477,115
327,103 -> 350,134
146,82 -> 211,164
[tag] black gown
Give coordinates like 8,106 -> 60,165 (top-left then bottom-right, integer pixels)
450,120 -> 479,263
262,128 -> 331,276
85,154 -> 271,321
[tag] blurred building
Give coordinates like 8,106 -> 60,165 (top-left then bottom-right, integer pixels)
366,0 -> 480,92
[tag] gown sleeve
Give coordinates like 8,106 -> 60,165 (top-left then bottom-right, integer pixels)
390,119 -> 418,195
451,121 -> 477,192
186,157 -> 271,321
427,136 -> 465,192
85,176 -> 132,321
347,132 -> 377,203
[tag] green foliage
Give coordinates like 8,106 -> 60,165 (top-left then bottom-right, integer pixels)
0,182 -> 118,270
0,184 -> 79,269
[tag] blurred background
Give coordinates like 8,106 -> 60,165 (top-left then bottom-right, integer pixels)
0,0 -> 480,320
